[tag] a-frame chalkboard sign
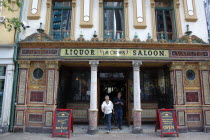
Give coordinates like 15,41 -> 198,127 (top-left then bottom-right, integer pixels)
155,109 -> 179,138
52,109 -> 74,138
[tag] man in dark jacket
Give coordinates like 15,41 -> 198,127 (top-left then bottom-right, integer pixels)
113,92 -> 124,130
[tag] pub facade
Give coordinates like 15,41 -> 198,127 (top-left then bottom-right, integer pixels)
14,0 -> 210,134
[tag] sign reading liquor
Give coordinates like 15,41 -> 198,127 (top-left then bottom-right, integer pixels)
61,49 -> 169,59
52,109 -> 73,138
155,109 -> 179,138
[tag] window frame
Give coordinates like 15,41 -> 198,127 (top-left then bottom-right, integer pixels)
50,0 -> 72,41
155,0 -> 177,42
103,1 -> 125,40
0,66 -> 6,119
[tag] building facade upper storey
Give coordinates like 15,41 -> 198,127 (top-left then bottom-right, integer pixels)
0,1 -> 19,133
19,0 -> 208,42
14,0 -> 210,134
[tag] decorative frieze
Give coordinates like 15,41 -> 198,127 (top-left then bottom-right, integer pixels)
205,111 -> 210,125
170,62 -> 185,71
28,113 -> 43,123
175,70 -> 184,105
187,113 -> 201,122
16,111 -> 24,126
17,69 -> 28,104
18,61 -> 30,69
30,91 -> 44,103
46,70 -> 55,105
185,91 -> 199,103
45,112 -> 53,127
201,71 -> 210,105
45,61 -> 59,69
177,111 -> 185,126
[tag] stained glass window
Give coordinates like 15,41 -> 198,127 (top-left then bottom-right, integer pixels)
52,0 -> 72,40
155,0 -> 176,41
104,1 -> 124,40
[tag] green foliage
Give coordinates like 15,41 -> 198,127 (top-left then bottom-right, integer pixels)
0,0 -> 23,32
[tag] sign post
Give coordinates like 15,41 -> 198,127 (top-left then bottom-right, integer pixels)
52,109 -> 73,138
155,109 -> 179,138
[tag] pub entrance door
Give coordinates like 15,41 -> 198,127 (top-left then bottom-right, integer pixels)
98,71 -> 131,126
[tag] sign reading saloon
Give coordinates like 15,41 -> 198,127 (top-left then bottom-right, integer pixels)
61,49 -> 169,58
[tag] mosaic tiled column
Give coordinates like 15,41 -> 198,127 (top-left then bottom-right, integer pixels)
88,60 -> 99,134
170,62 -> 187,133
45,61 -> 59,133
199,62 -> 210,133
132,61 -> 143,133
14,61 -> 30,132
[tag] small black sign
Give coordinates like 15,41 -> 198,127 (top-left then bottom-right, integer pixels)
52,109 -> 73,138
155,109 -> 179,137
160,111 -> 176,133
55,111 -> 70,133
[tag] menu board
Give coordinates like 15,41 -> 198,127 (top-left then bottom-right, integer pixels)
52,109 -> 73,138
155,109 -> 179,137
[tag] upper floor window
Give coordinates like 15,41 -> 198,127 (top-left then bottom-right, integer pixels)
103,0 -> 124,40
155,0 -> 176,41
51,0 -> 72,40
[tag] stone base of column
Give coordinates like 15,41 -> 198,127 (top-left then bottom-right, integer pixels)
87,109 -> 98,135
132,109 -> 143,134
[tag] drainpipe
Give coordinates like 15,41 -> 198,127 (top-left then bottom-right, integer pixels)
9,0 -> 24,132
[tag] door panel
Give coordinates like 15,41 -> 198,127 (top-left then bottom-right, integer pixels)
126,79 -> 131,126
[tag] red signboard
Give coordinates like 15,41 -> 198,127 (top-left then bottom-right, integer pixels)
155,109 -> 179,138
52,109 -> 73,138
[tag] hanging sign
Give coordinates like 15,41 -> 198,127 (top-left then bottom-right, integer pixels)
52,109 -> 74,138
155,109 -> 179,138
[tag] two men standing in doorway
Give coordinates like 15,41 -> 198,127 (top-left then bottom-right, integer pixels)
113,92 -> 124,130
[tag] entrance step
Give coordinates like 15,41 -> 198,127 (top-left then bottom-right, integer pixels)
73,124 -> 155,134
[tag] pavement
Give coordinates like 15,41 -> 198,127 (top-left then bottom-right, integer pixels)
0,124 -> 210,140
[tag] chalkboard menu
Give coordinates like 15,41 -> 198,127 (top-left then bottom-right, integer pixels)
52,109 -> 73,138
155,109 -> 179,137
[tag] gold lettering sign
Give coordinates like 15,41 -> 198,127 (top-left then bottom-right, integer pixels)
60,49 -> 169,58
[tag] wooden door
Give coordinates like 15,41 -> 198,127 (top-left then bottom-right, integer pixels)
126,79 -> 131,126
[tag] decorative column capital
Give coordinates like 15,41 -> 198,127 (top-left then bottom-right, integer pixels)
99,0 -> 103,7
46,0 -> 52,8
151,0 -> 155,8
124,0 -> 128,7
175,0 -> 180,8
45,61 -> 59,69
72,0 -> 76,7
18,60 -> 30,69
132,61 -> 142,71
89,60 -> 99,71
199,62 -> 210,70
169,62 -> 185,71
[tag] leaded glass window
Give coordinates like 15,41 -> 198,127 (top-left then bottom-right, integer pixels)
103,1 -> 124,40
155,0 -> 176,41
51,0 -> 72,40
